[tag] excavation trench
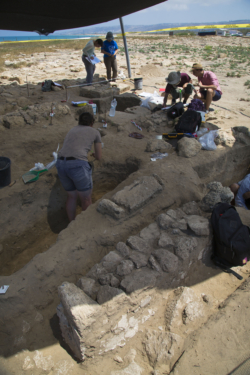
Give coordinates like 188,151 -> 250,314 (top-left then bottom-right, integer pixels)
0,158 -> 140,276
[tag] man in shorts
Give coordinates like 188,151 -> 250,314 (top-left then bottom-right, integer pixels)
56,112 -> 102,222
163,71 -> 196,107
191,63 -> 222,113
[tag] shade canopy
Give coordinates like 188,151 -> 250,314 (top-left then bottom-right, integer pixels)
1,0 -> 167,35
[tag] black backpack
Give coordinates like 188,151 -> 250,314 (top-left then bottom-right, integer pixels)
167,102 -> 184,119
175,110 -> 201,133
211,203 -> 250,277
42,80 -> 53,92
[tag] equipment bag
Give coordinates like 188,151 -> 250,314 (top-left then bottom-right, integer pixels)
42,80 -> 53,92
211,202 -> 250,268
187,98 -> 205,112
167,102 -> 184,119
175,109 -> 201,133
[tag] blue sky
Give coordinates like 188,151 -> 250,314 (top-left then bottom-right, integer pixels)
0,0 -> 249,36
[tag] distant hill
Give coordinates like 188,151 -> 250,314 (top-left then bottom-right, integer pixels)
54,20 -> 250,35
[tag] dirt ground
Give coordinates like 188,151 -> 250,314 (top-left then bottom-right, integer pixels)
0,35 -> 250,375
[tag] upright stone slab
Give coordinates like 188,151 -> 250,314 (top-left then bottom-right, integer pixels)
80,85 -> 120,99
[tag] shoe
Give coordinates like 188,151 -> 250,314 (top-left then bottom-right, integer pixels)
184,83 -> 193,95
171,99 -> 176,105
206,110 -> 209,114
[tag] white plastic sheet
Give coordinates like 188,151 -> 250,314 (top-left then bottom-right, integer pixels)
199,130 -> 219,151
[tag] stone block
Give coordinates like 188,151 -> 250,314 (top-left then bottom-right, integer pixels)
166,208 -> 185,221
102,251 -> 124,273
152,249 -> 178,273
114,93 -> 141,112
174,236 -> 198,260
76,277 -> 100,300
148,255 -> 162,273
171,219 -> 187,231
157,213 -> 175,230
97,285 -> 124,305
129,251 -> 149,269
143,330 -> 184,374
80,85 -> 119,99
120,268 -> 157,294
116,242 -> 130,257
112,176 -> 163,212
186,215 -> 210,236
126,236 -> 151,254
86,263 -> 108,281
97,199 -> 125,220
182,201 -> 201,216
140,222 -> 161,246
145,139 -> 173,153
158,233 -> 174,249
178,137 -> 202,158
116,260 -> 135,276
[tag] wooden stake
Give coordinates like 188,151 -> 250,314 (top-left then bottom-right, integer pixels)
26,76 -> 29,97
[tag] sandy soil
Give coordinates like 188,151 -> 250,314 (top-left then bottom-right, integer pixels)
0,35 -> 250,374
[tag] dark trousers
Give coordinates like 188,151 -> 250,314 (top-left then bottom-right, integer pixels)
82,55 -> 96,84
104,56 -> 117,81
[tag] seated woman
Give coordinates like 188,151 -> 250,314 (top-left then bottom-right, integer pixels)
56,112 -> 102,222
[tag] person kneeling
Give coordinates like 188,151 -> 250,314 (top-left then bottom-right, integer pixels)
56,112 -> 102,222
163,71 -> 195,107
191,63 -> 222,114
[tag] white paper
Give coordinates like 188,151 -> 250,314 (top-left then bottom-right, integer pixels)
86,55 -> 101,65
53,82 -> 63,87
0,285 -> 9,294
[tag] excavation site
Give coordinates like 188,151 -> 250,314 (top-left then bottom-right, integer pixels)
0,35 -> 250,375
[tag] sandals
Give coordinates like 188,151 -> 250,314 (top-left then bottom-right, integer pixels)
129,132 -> 144,139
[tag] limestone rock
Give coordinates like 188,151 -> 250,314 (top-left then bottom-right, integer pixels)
77,277 -> 100,300
157,213 -> 174,230
140,222 -> 161,245
158,233 -> 174,249
80,85 -> 119,99
166,208 -> 185,221
200,181 -> 234,212
102,251 -> 123,273
152,249 -> 178,273
183,301 -> 205,324
178,137 -> 202,158
97,199 -> 125,220
215,130 -> 235,147
114,93 -> 141,112
171,219 -> 187,231
112,176 -> 163,212
148,255 -> 162,273
9,76 -> 24,84
186,215 -> 210,236
120,268 -> 157,293
75,103 -> 94,118
116,260 -> 135,276
144,330 -> 184,373
86,263 -> 108,281
97,285 -> 124,305
145,139 -> 173,152
129,251 -> 149,268
174,236 -> 198,260
182,201 -> 201,216
116,242 -> 130,257
126,236 -> 151,254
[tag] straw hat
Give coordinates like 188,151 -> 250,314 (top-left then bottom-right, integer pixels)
106,31 -> 114,40
165,71 -> 181,85
191,63 -> 203,72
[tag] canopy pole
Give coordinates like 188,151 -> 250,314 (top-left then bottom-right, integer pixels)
119,17 -> 131,78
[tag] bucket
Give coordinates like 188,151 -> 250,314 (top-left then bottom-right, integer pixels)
0,157 -> 11,188
134,78 -> 143,90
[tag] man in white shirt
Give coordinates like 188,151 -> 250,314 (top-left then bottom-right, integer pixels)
82,39 -> 103,85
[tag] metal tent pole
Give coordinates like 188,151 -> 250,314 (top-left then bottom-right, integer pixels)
119,17 -> 131,78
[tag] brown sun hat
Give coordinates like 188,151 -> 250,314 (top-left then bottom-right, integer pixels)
191,63 -> 203,72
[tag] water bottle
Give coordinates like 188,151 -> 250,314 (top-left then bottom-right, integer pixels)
109,98 -> 117,117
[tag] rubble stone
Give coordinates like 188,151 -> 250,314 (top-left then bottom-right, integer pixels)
178,137 -> 202,158
152,249 -> 179,273
157,213 -> 174,230
186,215 -> 210,236
97,199 -> 125,220
129,251 -> 149,268
116,260 -> 135,276
114,93 -> 141,112
120,268 -> 157,294
116,242 -> 130,257
77,277 -> 100,300
97,285 -> 124,305
174,236 -> 198,260
126,236 -> 151,254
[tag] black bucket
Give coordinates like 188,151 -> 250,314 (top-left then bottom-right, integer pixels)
0,157 -> 11,188
134,78 -> 143,90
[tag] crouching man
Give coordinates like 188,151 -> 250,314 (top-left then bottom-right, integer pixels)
191,63 -> 222,113
163,71 -> 196,107
230,174 -> 250,210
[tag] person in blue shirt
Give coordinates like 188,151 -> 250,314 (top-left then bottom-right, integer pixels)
230,174 -> 250,210
101,31 -> 119,81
